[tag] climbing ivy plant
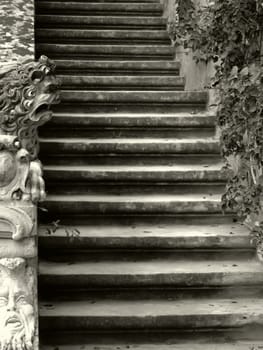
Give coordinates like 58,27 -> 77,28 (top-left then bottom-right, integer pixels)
169,0 -> 263,255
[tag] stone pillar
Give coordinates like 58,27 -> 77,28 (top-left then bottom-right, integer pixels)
0,2 -> 59,349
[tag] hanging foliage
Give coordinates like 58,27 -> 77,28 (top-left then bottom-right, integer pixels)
169,0 -> 263,255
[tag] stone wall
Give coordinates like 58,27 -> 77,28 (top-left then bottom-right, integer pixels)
162,0 -> 216,95
0,0 -> 34,63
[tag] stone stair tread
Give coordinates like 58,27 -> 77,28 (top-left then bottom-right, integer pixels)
47,112 -> 215,128
43,163 -> 225,182
44,163 -> 223,171
36,0 -> 161,2
38,220 -> 250,250
38,44 -> 173,52
58,75 -> 185,89
45,192 -> 222,203
38,343 -> 263,350
40,137 -> 219,154
54,60 -> 181,74
39,259 -> 263,277
43,191 -> 223,214
39,222 -> 248,239
36,29 -> 170,41
46,191 -> 221,199
42,137 -> 217,141
39,297 -> 263,326
36,2 -> 163,15
38,46 -> 174,61
36,15 -> 167,29
59,90 -> 207,101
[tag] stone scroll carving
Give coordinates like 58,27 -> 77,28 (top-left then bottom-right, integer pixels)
0,258 -> 35,350
0,206 -> 34,241
0,56 -> 59,349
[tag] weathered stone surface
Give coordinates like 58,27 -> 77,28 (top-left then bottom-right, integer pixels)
36,29 -> 170,44
0,257 -> 36,350
39,344 -> 263,350
43,163 -> 226,183
0,238 -> 36,259
39,298 -> 263,330
0,56 -> 59,159
39,220 -> 250,250
37,43 -> 174,60
0,0 -> 34,63
40,137 -> 219,155
54,60 -> 180,75
39,258 -> 263,288
36,2 -> 163,16
36,15 -> 167,29
0,203 -> 35,241
36,0 -> 263,348
58,75 -> 185,90
0,11 -> 59,348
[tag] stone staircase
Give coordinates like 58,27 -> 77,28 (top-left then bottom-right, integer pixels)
35,0 -> 263,349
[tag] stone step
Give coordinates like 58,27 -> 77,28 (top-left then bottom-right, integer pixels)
36,0 -> 161,2
38,343 -> 263,350
36,15 -> 167,29
36,29 -> 170,45
36,2 -> 163,16
40,154 -> 223,167
41,127 -> 214,139
40,137 -> 219,155
39,258 -> 263,289
54,60 -> 180,75
54,104 -> 206,114
39,297 -> 263,330
37,44 -> 174,59
43,112 -> 214,128
39,220 -> 250,250
43,190 -> 223,215
58,91 -> 207,104
45,183 -> 224,194
57,75 -> 185,91
43,163 -> 226,183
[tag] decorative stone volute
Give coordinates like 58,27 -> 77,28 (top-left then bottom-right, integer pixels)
0,205 -> 35,241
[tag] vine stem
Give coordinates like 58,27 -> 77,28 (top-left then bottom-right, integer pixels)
250,161 -> 257,185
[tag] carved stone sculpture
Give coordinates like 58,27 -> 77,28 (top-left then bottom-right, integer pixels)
0,206 -> 34,241
0,135 -> 30,200
0,258 -> 35,350
0,55 -> 59,159
0,135 -> 47,203
0,56 -> 59,202
0,55 -> 58,350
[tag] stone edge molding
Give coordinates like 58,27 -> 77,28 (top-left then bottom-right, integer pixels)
0,56 -> 59,350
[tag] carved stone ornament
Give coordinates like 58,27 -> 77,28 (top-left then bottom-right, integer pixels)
0,56 -> 59,202
0,55 -> 59,159
0,135 -> 29,200
0,206 -> 34,241
0,258 -> 35,350
0,135 -> 45,203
